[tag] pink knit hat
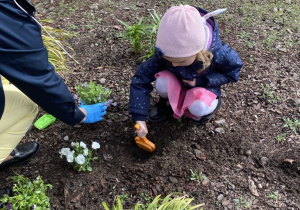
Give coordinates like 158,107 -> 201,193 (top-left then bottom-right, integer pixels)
156,5 -> 206,58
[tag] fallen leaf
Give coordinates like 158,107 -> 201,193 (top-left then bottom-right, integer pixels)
248,177 -> 259,197
284,159 -> 294,164
71,194 -> 81,203
113,25 -> 121,30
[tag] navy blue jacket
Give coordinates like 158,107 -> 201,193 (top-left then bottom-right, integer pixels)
0,0 -> 85,125
129,7 -> 243,121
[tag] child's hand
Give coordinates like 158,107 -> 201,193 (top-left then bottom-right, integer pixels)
183,78 -> 196,86
135,121 -> 148,138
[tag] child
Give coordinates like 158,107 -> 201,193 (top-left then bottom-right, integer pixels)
129,5 -> 243,138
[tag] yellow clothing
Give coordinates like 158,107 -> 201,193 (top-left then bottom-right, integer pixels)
1,76 -> 9,85
0,84 -> 38,163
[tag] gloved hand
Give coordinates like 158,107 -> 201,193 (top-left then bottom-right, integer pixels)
135,121 -> 148,138
79,103 -> 107,123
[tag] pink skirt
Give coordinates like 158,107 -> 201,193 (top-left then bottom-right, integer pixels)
155,70 -> 217,119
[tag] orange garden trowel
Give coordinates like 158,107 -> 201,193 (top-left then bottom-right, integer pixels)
134,124 -> 155,153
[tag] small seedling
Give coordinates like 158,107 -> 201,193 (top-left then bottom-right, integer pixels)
139,192 -> 153,208
259,84 -> 280,103
97,18 -> 103,24
276,133 -> 286,143
267,191 -> 278,201
283,118 -> 300,134
233,196 -> 250,209
118,193 -> 128,203
70,24 -> 78,30
87,24 -> 94,30
239,31 -> 251,39
190,169 -> 208,183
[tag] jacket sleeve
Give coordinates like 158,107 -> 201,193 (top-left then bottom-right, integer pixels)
0,47 -> 85,125
205,43 -> 243,87
129,49 -> 166,121
0,2 -> 85,125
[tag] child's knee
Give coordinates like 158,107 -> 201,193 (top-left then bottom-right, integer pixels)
188,98 -> 218,117
154,77 -> 169,98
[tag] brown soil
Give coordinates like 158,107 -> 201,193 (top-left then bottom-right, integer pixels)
0,0 -> 299,209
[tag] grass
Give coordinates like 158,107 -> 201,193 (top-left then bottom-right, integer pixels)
40,19 -> 76,71
102,193 -> 204,210
230,1 -> 299,51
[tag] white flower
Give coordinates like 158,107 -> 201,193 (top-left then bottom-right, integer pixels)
83,148 -> 89,156
71,142 -> 75,146
75,154 -> 85,165
66,153 -> 74,163
92,142 -> 100,150
59,148 -> 71,156
80,141 -> 87,148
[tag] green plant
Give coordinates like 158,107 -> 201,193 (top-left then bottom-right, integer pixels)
233,196 -> 250,209
59,141 -> 100,172
70,24 -> 78,30
118,193 -> 128,203
87,24 -> 94,30
267,191 -> 278,201
239,31 -> 251,39
190,169 -> 208,183
118,10 -> 161,59
102,193 -> 204,210
118,18 -> 146,53
97,18 -> 103,24
0,175 -> 52,210
276,132 -> 287,142
263,32 -> 278,48
259,84 -> 280,103
41,19 -> 76,72
139,192 -> 153,209
76,81 -> 112,105
142,10 -> 161,60
276,133 -> 286,143
283,118 -> 300,134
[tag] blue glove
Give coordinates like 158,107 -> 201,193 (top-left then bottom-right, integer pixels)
79,103 -> 107,123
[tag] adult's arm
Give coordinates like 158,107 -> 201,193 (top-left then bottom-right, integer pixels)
0,0 -> 85,125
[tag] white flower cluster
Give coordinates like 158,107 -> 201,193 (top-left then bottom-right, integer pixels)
59,141 -> 100,165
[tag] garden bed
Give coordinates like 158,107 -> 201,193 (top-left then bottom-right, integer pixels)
0,0 -> 299,209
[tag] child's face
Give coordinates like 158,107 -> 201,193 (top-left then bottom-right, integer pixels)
164,54 -> 197,67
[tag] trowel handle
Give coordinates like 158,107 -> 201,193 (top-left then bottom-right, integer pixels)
134,123 -> 140,130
